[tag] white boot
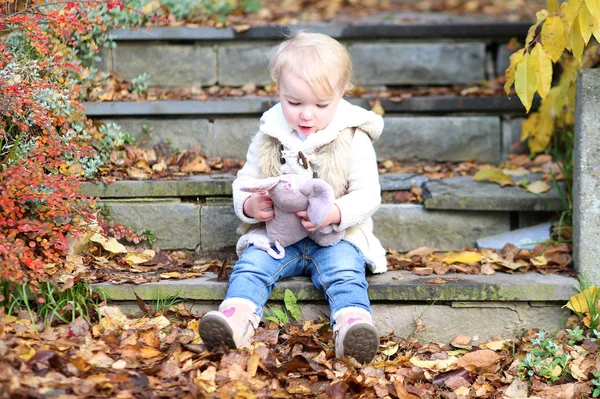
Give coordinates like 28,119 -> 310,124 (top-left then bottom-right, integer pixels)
199,298 -> 260,349
333,307 -> 379,364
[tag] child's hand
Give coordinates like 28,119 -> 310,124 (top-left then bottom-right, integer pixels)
243,192 -> 274,222
296,205 -> 341,231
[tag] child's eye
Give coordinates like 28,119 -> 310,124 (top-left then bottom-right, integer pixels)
316,104 -> 329,108
288,101 -> 300,106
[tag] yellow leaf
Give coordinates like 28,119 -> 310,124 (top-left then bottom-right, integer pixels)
579,3 -> 596,44
125,249 -> 156,265
515,53 -> 538,112
564,0 -> 584,25
521,112 -> 539,142
565,287 -> 600,313
594,19 -> 600,42
473,168 -> 514,186
444,251 -> 482,264
409,355 -> 458,370
527,180 -> 552,194
570,16 -> 586,62
531,43 -> 553,99
504,49 -> 525,94
89,233 -> 127,254
548,0 -> 560,13
585,0 -> 600,19
541,16 -> 568,62
370,99 -> 385,116
530,255 -> 548,266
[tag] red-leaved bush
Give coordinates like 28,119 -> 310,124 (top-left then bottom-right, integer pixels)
0,1 -> 126,286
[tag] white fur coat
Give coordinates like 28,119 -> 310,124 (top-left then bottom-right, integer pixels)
232,99 -> 387,273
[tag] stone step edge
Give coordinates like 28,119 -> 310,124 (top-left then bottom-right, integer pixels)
93,271 -> 577,302
109,23 -> 529,41
81,174 -> 565,212
83,96 -> 534,117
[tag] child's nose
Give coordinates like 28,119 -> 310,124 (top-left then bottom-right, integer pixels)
300,110 -> 312,120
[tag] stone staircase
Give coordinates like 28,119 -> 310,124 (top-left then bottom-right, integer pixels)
83,17 -> 578,342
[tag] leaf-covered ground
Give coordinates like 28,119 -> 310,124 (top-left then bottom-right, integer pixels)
1,304 -> 597,399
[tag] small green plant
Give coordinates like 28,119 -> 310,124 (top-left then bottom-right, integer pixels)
518,330 -> 572,384
153,292 -> 182,314
130,72 -> 150,96
592,371 -> 600,397
1,279 -> 107,331
264,289 -> 302,326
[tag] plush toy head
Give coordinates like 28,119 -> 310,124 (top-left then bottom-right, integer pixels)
239,174 -> 344,258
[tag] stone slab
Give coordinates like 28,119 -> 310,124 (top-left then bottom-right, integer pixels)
350,43 -> 486,85
82,96 -> 533,117
424,176 -> 566,211
99,118 -> 211,153
212,119 -> 257,158
81,175 -> 233,198
100,199 -> 200,250
373,204 -> 510,251
218,45 -> 273,86
379,116 -> 501,162
200,200 -> 239,252
112,300 -> 568,343
94,271 -> 577,302
84,99 -> 277,116
574,69 -> 600,284
379,174 -> 429,191
110,43 -> 217,87
108,23 -> 530,41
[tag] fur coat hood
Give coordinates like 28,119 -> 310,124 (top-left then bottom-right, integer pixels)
258,98 -> 383,147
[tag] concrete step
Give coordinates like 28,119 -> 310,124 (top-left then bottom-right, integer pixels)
99,22 -> 526,88
95,271 -> 577,343
84,96 -> 533,163
81,174 -> 562,252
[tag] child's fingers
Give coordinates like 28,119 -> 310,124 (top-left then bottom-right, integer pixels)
295,210 -> 308,219
301,218 -> 318,231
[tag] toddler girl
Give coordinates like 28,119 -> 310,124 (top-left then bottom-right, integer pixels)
199,31 -> 387,364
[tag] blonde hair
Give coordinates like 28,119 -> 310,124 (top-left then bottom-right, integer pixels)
269,32 -> 352,98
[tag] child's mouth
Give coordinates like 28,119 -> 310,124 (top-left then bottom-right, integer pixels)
298,125 -> 313,133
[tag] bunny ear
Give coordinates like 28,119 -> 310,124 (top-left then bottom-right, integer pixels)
238,177 -> 280,193
302,179 -> 335,226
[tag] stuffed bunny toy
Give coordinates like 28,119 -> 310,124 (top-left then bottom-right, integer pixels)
239,174 -> 345,259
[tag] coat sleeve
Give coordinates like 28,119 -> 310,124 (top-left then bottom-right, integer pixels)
332,130 -> 381,231
232,132 -> 263,224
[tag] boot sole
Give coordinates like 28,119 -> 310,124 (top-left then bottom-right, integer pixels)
343,323 -> 379,364
199,314 -> 236,350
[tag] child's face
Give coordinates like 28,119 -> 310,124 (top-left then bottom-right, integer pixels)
278,71 -> 345,137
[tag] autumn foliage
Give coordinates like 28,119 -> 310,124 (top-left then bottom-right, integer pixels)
504,0 -> 600,154
0,1 -> 126,286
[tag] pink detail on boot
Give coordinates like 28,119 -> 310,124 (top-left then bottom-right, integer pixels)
222,307 -> 236,317
348,317 -> 362,325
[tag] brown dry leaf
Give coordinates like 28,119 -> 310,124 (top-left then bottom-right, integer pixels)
180,155 -> 211,173
413,267 -> 433,276
456,350 -> 502,374
407,246 -> 437,258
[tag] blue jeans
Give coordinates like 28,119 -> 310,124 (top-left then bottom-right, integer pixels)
225,238 -> 371,320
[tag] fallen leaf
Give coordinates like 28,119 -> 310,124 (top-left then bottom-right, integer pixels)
370,98 -> 385,115
407,247 -> 437,257
444,251 -> 482,264
89,233 -> 127,254
456,349 -> 502,374
565,287 -> 600,314
473,168 -> 514,186
409,355 -> 458,370
125,250 -> 156,265
527,180 -> 551,194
